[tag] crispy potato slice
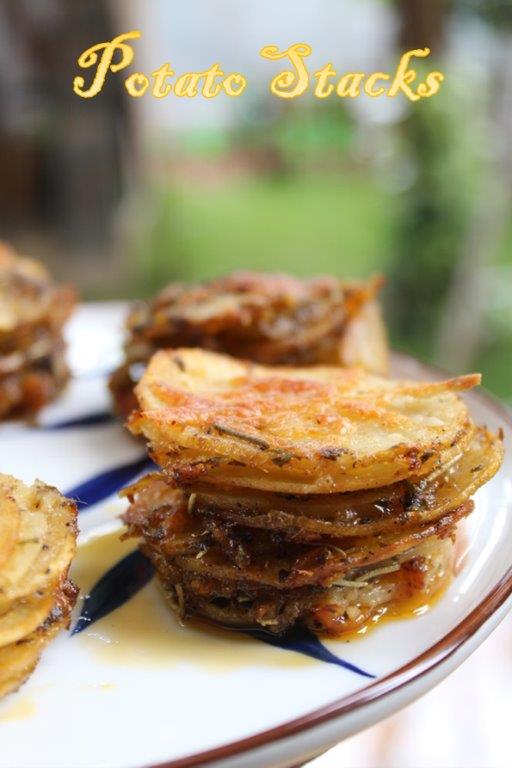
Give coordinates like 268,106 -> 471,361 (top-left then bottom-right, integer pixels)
130,348 -> 479,493
0,243 -> 75,337
124,272 -> 382,362
0,583 -> 59,647
0,582 -> 75,699
0,664 -> 38,700
137,500 -> 471,590
110,272 -> 388,416
183,428 -> 502,539
155,537 -> 454,635
0,244 -> 75,418
0,475 -> 77,608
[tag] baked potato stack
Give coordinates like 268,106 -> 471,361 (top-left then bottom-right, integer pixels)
0,244 -> 75,419
123,349 -> 503,636
110,271 -> 388,416
0,475 -> 77,698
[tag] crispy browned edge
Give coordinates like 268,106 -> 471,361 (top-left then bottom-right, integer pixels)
146,354 -> 511,768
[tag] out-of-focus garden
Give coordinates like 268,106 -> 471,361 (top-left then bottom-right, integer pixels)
0,0 -> 511,402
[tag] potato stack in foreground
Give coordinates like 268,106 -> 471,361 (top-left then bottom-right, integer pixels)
110,271 -> 388,416
0,244 -> 75,419
0,475 -> 77,698
123,349 -> 503,636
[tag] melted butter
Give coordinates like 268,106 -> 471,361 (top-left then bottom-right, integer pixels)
79,681 -> 116,692
337,576 -> 451,643
71,530 -> 310,671
0,697 -> 36,722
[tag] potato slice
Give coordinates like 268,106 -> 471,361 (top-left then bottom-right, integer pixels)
130,348 -> 479,493
0,475 -> 77,607
0,607 -> 67,699
0,243 -> 75,336
0,583 -> 59,647
110,273 -> 387,416
139,500 -> 472,591
183,428 -> 502,539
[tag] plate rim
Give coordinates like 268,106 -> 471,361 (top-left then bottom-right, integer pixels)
146,353 -> 512,768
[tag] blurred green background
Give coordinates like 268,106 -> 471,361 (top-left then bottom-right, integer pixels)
0,0 -> 511,402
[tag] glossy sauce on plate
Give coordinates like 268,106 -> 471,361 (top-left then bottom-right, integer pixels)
71,530 -> 312,670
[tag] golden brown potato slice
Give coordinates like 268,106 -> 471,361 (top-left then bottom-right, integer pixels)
0,475 -> 77,609
130,348 -> 479,493
181,427 -> 503,539
156,536 -> 455,635
123,272 -> 383,364
0,243 -> 75,338
110,272 -> 388,416
133,494 -> 472,590
0,583 -> 59,647
0,244 -> 75,418
0,582 -> 76,699
0,664 -> 38,700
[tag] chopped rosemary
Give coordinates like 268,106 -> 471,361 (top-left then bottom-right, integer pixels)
356,562 -> 401,581
213,422 -> 269,450
272,451 -> 294,467
172,354 -> 186,371
331,578 -> 369,588
174,584 -> 185,616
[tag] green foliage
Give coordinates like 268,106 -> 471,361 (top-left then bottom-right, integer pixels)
386,81 -> 482,357
133,173 -> 395,297
458,0 -> 512,30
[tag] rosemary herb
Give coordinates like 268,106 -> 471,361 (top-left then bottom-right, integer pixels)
213,422 -> 269,450
272,451 -> 294,467
172,354 -> 186,371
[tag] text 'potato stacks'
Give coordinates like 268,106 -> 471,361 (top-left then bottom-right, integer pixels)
110,271 -> 388,416
0,244 -> 76,419
0,475 -> 77,698
123,348 -> 503,636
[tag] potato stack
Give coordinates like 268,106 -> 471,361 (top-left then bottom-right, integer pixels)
0,244 -> 75,419
110,271 -> 388,416
0,474 -> 77,698
123,349 -> 503,636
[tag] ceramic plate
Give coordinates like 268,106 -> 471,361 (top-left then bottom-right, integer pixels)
1,303 -> 511,768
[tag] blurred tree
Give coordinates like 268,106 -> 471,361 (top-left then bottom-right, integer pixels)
398,0 -> 448,53
0,0 -> 133,257
388,0 -> 512,391
436,1 -> 512,375
386,0 -> 473,358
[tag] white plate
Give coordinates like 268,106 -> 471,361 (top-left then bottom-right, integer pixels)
0,302 -> 511,768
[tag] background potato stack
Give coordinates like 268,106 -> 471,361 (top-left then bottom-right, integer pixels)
0,474 -> 77,698
0,245 -> 75,419
123,348 -> 503,636
110,271 -> 388,416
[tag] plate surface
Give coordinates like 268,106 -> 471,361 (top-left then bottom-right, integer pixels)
0,302 -> 511,768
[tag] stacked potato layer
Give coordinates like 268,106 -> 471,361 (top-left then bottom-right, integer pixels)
0,245 -> 75,419
0,475 -> 77,698
110,271 -> 388,415
123,349 -> 503,636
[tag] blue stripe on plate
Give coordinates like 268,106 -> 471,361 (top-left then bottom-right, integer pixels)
42,411 -> 116,430
72,549 -> 154,634
65,456 -> 155,510
247,627 -> 375,678
72,549 -> 375,678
